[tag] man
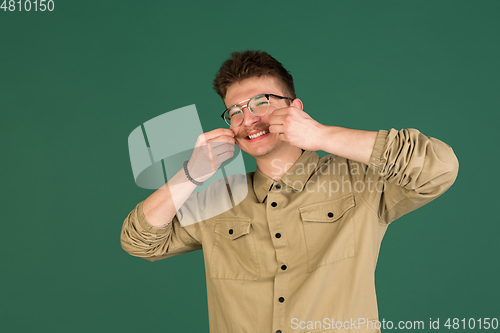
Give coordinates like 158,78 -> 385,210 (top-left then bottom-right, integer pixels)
120,50 -> 458,333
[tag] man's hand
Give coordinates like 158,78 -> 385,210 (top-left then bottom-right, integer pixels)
269,106 -> 328,152
187,129 -> 235,182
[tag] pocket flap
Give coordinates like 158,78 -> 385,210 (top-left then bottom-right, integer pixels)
215,219 -> 252,240
299,193 -> 355,222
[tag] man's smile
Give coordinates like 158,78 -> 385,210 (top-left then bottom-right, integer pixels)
245,129 -> 270,141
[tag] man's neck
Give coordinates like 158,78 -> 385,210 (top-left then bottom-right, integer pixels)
254,145 -> 303,181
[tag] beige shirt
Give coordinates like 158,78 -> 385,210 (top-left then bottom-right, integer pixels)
120,128 -> 458,333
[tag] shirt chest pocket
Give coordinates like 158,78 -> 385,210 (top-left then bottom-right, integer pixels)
299,193 -> 356,273
209,219 -> 260,280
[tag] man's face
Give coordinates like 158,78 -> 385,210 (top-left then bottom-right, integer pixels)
224,76 -> 291,159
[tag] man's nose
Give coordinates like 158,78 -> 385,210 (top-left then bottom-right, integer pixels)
241,106 -> 260,126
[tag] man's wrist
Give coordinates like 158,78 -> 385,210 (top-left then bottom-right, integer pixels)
183,160 -> 204,186
316,125 -> 338,152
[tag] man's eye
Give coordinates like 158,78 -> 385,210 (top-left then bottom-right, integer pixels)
230,110 -> 242,117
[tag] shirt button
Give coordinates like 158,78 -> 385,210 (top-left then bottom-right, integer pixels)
328,212 -> 334,218
281,265 -> 287,271
275,233 -> 281,238
228,229 -> 233,235
279,297 -> 285,303
271,202 -> 277,207
275,184 -> 281,189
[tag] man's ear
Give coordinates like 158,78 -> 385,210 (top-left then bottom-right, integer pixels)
292,98 -> 304,110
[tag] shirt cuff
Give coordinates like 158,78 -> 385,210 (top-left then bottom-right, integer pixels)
135,201 -> 172,236
368,129 -> 390,170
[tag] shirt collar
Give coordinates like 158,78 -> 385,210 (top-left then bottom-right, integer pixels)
252,150 -> 321,203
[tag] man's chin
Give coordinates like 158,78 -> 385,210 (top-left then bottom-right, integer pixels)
240,144 -> 276,159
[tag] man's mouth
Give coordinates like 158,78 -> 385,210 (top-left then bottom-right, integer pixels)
246,129 -> 270,140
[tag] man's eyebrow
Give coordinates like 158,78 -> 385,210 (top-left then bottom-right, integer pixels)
225,98 -> 249,109
230,93 -> 268,107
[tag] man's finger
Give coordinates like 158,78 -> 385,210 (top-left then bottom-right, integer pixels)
269,114 -> 286,125
210,143 -> 235,157
203,128 -> 235,141
207,136 -> 235,148
213,150 -> 235,167
268,124 -> 285,134
278,133 -> 288,142
270,108 -> 290,116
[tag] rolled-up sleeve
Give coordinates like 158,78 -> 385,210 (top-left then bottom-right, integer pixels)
120,201 -> 203,262
363,128 -> 459,224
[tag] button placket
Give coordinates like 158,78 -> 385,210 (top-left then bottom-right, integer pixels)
267,190 -> 289,333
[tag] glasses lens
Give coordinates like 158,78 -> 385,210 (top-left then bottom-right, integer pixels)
227,107 -> 244,127
249,95 -> 269,116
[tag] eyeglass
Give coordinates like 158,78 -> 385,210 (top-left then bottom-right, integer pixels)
221,93 -> 294,127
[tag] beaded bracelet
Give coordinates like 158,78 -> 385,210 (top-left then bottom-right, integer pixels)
183,160 -> 204,186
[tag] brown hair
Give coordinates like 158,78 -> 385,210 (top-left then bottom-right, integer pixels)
213,50 -> 296,101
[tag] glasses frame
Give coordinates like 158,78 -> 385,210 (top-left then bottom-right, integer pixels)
220,93 -> 294,127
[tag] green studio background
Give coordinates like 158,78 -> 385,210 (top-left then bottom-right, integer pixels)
1,1 -> 499,332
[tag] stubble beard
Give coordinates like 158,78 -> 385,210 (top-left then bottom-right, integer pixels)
245,134 -> 285,159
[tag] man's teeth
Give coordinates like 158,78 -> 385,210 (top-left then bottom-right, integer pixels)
248,130 -> 269,140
